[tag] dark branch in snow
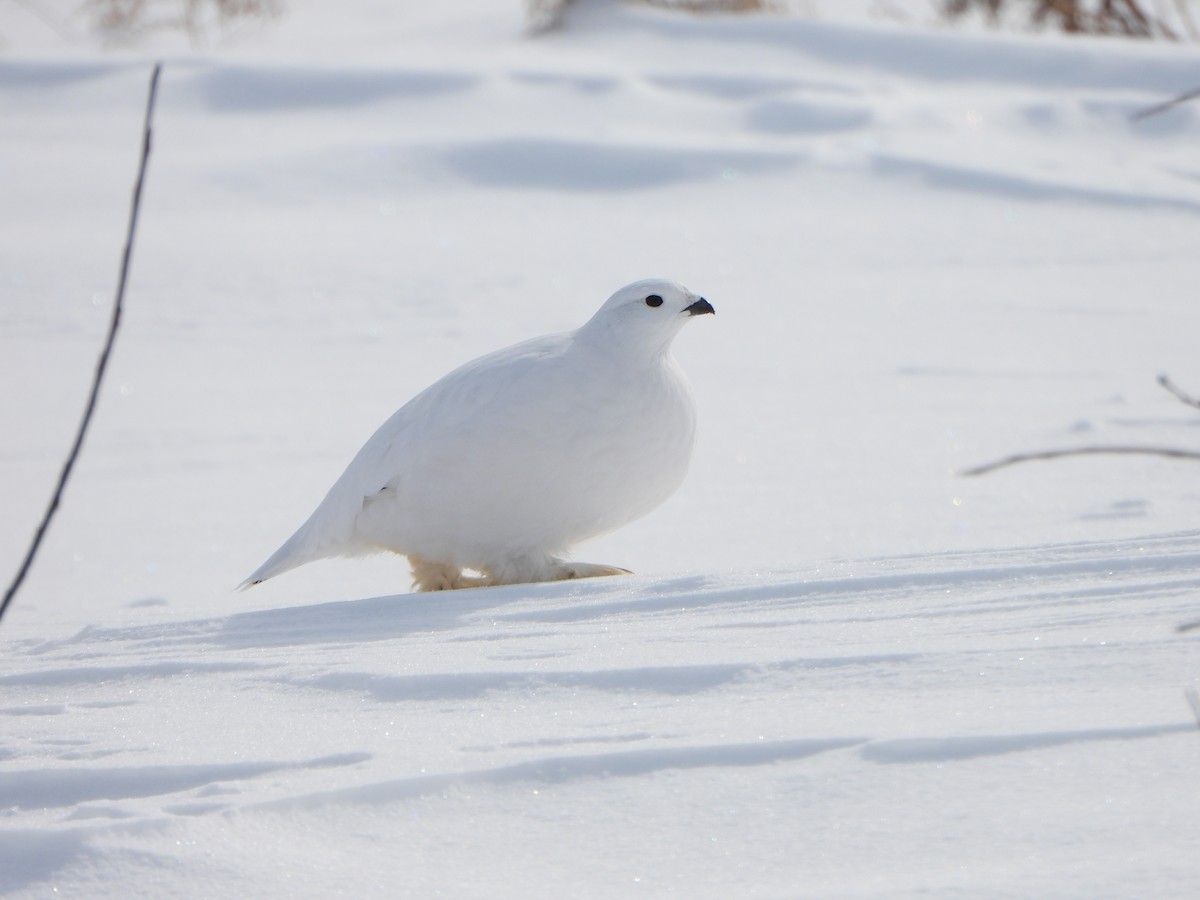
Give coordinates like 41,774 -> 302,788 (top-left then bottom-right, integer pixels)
0,63 -> 162,626
1132,88 -> 1200,121
965,375 -> 1200,476
1185,688 -> 1200,729
962,445 -> 1200,477
1179,620 -> 1200,633
1158,373 -> 1200,410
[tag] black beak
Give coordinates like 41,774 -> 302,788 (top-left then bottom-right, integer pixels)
684,297 -> 715,316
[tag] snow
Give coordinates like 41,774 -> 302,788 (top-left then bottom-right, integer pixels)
2,1 -> 1199,895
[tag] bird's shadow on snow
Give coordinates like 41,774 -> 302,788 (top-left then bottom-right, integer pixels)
206,585 -> 550,649
209,572 -> 722,650
24,587 -> 531,656
38,571 -> 749,656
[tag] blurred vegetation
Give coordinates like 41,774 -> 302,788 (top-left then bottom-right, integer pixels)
11,0 -> 1197,44
531,0 -> 1196,38
942,0 -> 1198,39
86,0 -> 279,43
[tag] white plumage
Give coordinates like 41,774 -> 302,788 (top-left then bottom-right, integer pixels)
242,278 -> 714,592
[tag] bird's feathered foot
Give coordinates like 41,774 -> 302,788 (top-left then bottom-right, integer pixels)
409,555 -> 632,591
491,556 -> 633,586
409,556 -> 491,592
548,560 -> 633,581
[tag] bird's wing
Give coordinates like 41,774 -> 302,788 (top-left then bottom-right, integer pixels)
241,331 -> 573,585
354,331 -> 573,490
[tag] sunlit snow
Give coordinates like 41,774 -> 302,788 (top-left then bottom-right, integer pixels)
2,1 -> 1199,896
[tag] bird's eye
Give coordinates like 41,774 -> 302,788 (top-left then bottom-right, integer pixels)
645,295 -> 663,308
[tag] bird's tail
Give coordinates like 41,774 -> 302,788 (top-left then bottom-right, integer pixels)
238,471 -> 371,590
238,505 -> 343,589
238,445 -> 380,591
238,532 -> 311,590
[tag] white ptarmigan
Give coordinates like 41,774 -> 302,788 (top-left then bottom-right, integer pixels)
241,279 -> 714,592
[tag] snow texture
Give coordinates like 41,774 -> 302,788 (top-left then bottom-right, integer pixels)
1,1 -> 1199,896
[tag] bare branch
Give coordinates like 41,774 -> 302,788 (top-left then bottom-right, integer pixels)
962,445 -> 1200,477
1158,373 -> 1200,410
1132,87 -> 1200,120
0,64 -> 161,626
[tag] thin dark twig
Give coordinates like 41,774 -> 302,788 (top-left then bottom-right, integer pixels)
0,63 -> 162,626
962,445 -> 1200,477
1185,688 -> 1200,729
1132,87 -> 1200,121
1158,373 -> 1200,410
1179,620 -> 1200,633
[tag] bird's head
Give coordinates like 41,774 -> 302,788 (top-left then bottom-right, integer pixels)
579,279 -> 714,355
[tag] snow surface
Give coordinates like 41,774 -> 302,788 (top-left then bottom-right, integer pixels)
2,1 -> 1200,896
